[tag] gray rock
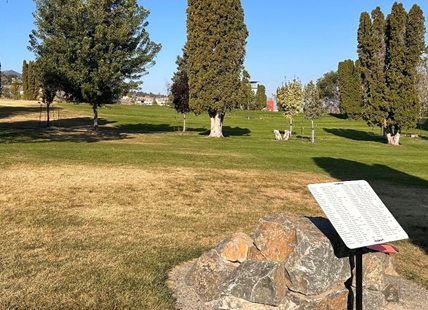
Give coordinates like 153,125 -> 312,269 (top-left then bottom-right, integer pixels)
223,260 -> 287,306
186,249 -> 238,302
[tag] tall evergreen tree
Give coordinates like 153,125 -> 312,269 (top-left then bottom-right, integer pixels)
275,77 -> 303,135
27,61 -> 39,100
30,0 -> 161,131
255,84 -> 267,110
186,0 -> 248,137
417,51 -> 428,120
239,69 -> 254,110
337,59 -> 362,119
22,60 -> 29,100
358,3 -> 426,145
170,54 -> 190,131
362,7 -> 389,130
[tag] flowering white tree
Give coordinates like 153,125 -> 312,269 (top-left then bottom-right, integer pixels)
275,77 -> 303,135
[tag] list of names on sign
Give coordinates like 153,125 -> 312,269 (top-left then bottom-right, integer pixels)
308,180 -> 408,249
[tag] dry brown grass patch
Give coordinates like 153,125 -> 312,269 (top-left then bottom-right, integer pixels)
1,164 -> 427,308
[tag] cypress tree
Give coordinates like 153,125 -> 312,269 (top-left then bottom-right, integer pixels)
357,11 -> 372,105
363,7 -> 388,129
27,61 -> 38,100
22,60 -> 29,100
255,84 -> 267,110
239,69 -> 254,110
186,0 -> 248,137
337,59 -> 362,119
357,3 -> 426,145
399,4 -> 426,131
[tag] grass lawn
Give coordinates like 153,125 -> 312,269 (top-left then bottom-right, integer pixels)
1,99 -> 428,309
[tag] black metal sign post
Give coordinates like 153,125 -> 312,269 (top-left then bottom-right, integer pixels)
356,248 -> 363,310
308,180 -> 409,310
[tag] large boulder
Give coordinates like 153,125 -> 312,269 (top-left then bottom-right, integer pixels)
182,213 -> 401,310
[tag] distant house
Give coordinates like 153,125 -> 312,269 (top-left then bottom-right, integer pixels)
250,80 -> 258,94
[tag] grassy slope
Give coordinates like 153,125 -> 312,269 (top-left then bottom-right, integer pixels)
1,100 -> 427,309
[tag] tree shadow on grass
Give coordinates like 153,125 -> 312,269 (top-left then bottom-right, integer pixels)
0,117 -> 133,143
313,157 -> 428,254
116,123 -> 207,134
328,113 -> 348,120
0,128 -> 131,144
0,106 -> 43,120
1,117 -> 116,130
324,128 -> 384,143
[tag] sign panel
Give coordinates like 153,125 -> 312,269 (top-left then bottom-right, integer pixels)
308,180 -> 408,249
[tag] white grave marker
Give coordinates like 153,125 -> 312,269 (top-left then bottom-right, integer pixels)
308,180 -> 408,249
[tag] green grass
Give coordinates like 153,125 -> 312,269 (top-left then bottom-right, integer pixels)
1,100 -> 428,309
2,101 -> 427,184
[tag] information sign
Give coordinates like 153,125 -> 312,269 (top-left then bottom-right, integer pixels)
308,180 -> 408,249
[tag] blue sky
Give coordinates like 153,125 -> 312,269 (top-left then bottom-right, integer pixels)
0,1 -> 427,98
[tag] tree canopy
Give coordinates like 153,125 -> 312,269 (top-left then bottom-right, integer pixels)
186,0 -> 248,137
29,0 -> 161,131
316,71 -> 340,114
275,77 -> 303,134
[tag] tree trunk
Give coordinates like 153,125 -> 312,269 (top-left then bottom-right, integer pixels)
289,117 -> 293,136
183,114 -> 186,132
46,103 -> 51,127
209,111 -> 224,137
311,119 -> 315,143
93,105 -> 99,132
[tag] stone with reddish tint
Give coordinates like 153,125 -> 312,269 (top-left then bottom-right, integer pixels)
217,232 -> 254,263
253,213 -> 297,262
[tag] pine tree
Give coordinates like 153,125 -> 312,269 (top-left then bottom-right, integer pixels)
22,60 -> 29,100
186,0 -> 248,137
337,59 -> 362,119
30,0 -> 161,131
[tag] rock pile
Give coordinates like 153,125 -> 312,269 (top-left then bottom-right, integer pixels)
183,213 -> 400,310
